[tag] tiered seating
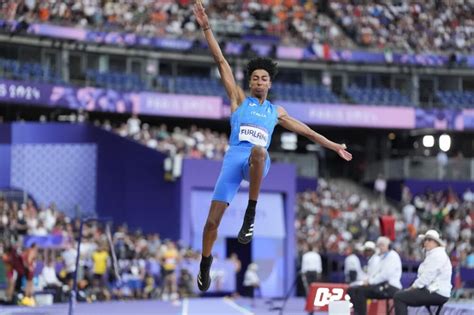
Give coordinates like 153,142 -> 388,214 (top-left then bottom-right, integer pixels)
271,83 -> 340,103
85,70 -> 143,91
0,58 -> 63,84
346,86 -> 414,106
157,75 -> 227,97
436,91 -> 474,108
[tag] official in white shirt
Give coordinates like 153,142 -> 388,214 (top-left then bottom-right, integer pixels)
347,236 -> 402,315
394,230 -> 452,315
362,241 -> 381,280
301,246 -> 322,293
343,244 -> 364,285
243,263 -> 260,299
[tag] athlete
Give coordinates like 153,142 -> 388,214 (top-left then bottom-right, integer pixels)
193,0 -> 352,292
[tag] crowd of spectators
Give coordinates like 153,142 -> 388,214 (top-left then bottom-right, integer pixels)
2,0 -> 472,53
0,195 -> 203,306
0,0 -> 351,49
295,178 -> 474,267
329,0 -> 473,53
102,115 -> 229,160
1,163 -> 473,307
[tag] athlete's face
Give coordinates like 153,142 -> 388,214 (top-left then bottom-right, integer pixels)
249,69 -> 271,99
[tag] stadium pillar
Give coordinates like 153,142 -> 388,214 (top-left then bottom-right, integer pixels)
411,74 -> 419,105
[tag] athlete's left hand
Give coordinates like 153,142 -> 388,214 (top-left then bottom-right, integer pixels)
336,143 -> 352,161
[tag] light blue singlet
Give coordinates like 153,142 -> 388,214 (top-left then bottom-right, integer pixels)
212,96 -> 278,204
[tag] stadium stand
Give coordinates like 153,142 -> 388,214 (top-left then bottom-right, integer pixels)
0,0 -> 474,313
345,86 -> 415,106
329,0 -> 473,53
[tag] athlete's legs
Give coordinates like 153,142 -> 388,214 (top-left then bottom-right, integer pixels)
198,147 -> 243,292
248,145 -> 267,200
202,200 -> 228,257
238,146 -> 270,244
198,201 -> 229,292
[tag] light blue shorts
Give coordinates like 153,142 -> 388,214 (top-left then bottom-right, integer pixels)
212,146 -> 271,204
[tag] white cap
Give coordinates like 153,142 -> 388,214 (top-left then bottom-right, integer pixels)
418,230 -> 445,247
363,241 -> 376,251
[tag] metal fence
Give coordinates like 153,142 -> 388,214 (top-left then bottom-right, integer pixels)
363,157 -> 474,181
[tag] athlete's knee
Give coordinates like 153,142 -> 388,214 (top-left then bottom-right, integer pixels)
250,145 -> 267,163
204,217 -> 219,232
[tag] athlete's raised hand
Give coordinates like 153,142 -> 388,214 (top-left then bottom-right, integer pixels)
194,0 -> 210,29
336,143 -> 352,161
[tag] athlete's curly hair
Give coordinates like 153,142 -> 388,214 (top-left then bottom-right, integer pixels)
246,57 -> 278,81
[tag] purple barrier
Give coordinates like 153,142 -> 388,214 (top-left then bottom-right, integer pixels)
138,92 -> 221,119
2,78 -> 474,130
1,19 -> 472,68
0,79 -> 50,105
415,108 -> 464,130
463,109 -> 474,130
403,179 -> 474,198
0,79 -> 222,119
24,235 -> 64,249
297,177 -> 318,192
460,267 -> 474,288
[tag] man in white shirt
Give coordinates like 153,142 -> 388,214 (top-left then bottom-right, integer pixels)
347,237 -> 402,315
62,243 -> 77,289
362,241 -> 380,281
301,245 -> 322,293
394,230 -> 451,315
344,244 -> 364,285
374,174 -> 387,202
40,259 -> 64,302
243,263 -> 260,306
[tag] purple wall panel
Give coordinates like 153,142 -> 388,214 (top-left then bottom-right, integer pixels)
404,179 -> 474,198
95,130 -> 180,237
0,144 -> 11,187
297,177 -> 318,192
0,124 -> 11,143
3,123 -> 180,239
11,123 -> 94,144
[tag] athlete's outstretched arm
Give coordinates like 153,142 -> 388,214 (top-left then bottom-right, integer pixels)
277,106 -> 352,161
193,0 -> 245,112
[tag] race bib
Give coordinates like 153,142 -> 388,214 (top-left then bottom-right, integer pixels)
239,123 -> 269,146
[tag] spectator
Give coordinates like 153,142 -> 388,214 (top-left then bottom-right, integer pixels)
436,151 -> 448,180
329,1 -> 473,53
40,258 -> 64,303
178,268 -> 194,298
21,243 -> 38,306
1,244 -> 17,304
161,241 -> 179,301
465,249 -> 474,268
126,114 -> 141,137
91,244 -> 110,300
62,242 -> 78,289
374,174 -> 387,203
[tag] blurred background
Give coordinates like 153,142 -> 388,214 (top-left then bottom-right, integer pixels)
0,0 -> 472,313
